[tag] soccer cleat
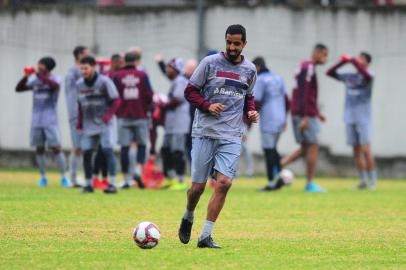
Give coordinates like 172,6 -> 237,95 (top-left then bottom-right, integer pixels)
100,178 -> 109,190
178,218 -> 193,244
356,181 -> 369,190
71,183 -> 83,188
305,183 -> 327,193
61,177 -> 70,187
92,177 -> 102,189
197,236 -> 221,249
133,175 -> 145,189
120,182 -> 131,189
160,179 -> 174,190
38,177 -> 48,187
81,185 -> 94,193
103,184 -> 117,194
169,182 -> 188,191
259,177 -> 285,192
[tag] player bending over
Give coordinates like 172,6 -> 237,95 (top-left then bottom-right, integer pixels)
16,57 -> 68,187
326,52 -> 377,189
178,24 -> 259,248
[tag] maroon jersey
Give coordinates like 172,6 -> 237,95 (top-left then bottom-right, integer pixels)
112,65 -> 153,119
291,60 -> 319,117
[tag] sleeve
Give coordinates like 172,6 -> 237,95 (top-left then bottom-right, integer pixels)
144,73 -> 154,106
36,73 -> 60,90
189,57 -> 209,89
104,76 -> 120,100
246,70 -> 257,96
253,76 -> 265,103
184,83 -> 211,113
163,79 -> 187,110
15,76 -> 31,92
65,71 -> 76,93
298,65 -> 313,116
326,60 -> 347,81
351,59 -> 373,81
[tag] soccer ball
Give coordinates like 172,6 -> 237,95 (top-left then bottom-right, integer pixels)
133,221 -> 160,249
279,169 -> 294,185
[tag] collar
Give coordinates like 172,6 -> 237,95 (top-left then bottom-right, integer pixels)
84,72 -> 98,87
222,52 -> 244,65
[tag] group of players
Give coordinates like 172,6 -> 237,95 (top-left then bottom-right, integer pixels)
16,24 -> 377,248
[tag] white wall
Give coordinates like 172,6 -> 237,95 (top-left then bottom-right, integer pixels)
0,6 -> 405,158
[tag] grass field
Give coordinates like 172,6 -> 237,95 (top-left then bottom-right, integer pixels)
0,170 -> 405,270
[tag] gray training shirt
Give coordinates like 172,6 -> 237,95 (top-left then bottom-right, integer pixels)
65,66 -> 81,122
189,53 -> 257,141
164,75 -> 191,134
76,73 -> 119,136
27,74 -> 61,128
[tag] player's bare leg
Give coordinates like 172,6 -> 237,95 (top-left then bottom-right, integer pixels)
354,145 -> 368,189
69,148 -> 82,187
179,182 -> 205,244
197,172 -> 232,248
51,146 -> 68,187
281,147 -> 303,167
36,146 -> 47,186
362,144 -> 377,189
305,144 -> 318,184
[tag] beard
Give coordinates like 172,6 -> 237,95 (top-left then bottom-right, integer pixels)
226,49 -> 241,62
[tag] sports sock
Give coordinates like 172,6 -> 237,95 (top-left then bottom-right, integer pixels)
83,150 -> 93,186
199,220 -> 215,240
36,154 -> 46,178
178,175 -> 185,184
306,178 -> 314,186
103,148 -> 116,185
359,170 -> 368,184
183,209 -> 194,223
55,152 -> 66,178
129,147 -> 137,176
69,153 -> 79,184
368,170 -> 378,188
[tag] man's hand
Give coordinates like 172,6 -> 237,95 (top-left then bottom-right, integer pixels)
208,103 -> 225,116
299,116 -> 309,131
247,111 -> 259,123
340,54 -> 351,62
318,113 -> 327,123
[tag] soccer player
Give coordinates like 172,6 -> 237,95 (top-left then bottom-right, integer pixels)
160,58 -> 190,190
65,45 -> 90,187
179,24 -> 259,248
326,52 -> 377,189
16,57 -> 68,187
112,52 -> 153,189
252,57 -> 289,191
281,44 -> 328,192
76,56 -> 122,194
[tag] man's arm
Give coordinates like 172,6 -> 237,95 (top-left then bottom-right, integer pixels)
102,77 -> 122,124
36,73 -> 60,90
76,102 -> 83,130
15,76 -> 32,92
184,83 -> 212,113
326,60 -> 347,81
350,58 -> 373,81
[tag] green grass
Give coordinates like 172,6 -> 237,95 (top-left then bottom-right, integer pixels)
0,170 -> 405,270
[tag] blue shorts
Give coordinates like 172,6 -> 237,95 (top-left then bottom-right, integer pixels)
292,116 -> 320,144
346,123 -> 371,146
118,119 -> 148,146
69,119 -> 82,149
191,137 -> 241,183
30,125 -> 61,147
81,127 -> 115,151
261,131 -> 281,149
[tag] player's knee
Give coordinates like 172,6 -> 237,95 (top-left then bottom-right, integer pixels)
36,146 -> 45,154
189,184 -> 205,197
216,177 -> 232,193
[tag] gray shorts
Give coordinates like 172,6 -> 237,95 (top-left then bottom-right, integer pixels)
346,123 -> 371,146
261,132 -> 281,149
81,126 -> 115,151
191,137 -> 241,182
118,119 -> 148,146
162,134 -> 187,153
69,119 -> 82,149
292,116 -> 320,144
30,125 -> 61,147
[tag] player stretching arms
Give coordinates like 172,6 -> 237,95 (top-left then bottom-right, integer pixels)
281,44 -> 328,192
112,52 -> 153,189
65,46 -> 90,187
16,57 -> 68,187
252,57 -> 289,191
76,56 -> 121,194
326,52 -> 377,189
179,25 -> 258,248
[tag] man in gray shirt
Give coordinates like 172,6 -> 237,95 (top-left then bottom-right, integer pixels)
179,25 -> 259,248
160,58 -> 190,190
76,56 -> 121,194
65,45 -> 90,187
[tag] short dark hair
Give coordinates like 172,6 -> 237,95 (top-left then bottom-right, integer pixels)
80,56 -> 96,66
38,57 -> 56,71
314,43 -> 328,51
111,53 -> 122,61
124,52 -> 137,63
225,24 -> 246,42
252,57 -> 266,70
73,46 -> 88,60
360,51 -> 372,64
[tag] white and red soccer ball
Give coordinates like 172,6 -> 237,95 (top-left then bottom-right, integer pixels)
133,221 -> 160,249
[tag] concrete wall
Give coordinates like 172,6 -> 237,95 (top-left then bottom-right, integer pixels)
0,6 -> 405,174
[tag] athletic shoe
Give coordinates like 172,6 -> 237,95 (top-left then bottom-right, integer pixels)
103,184 -> 117,194
120,182 -> 131,189
259,177 -> 285,192
81,185 -> 94,193
61,177 -> 70,187
356,181 -> 368,190
38,177 -> 48,187
71,182 -> 83,188
178,218 -> 193,244
92,177 -> 102,189
169,182 -> 188,191
305,183 -> 327,193
160,179 -> 174,190
133,175 -> 145,189
100,179 -> 109,190
197,236 -> 221,248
